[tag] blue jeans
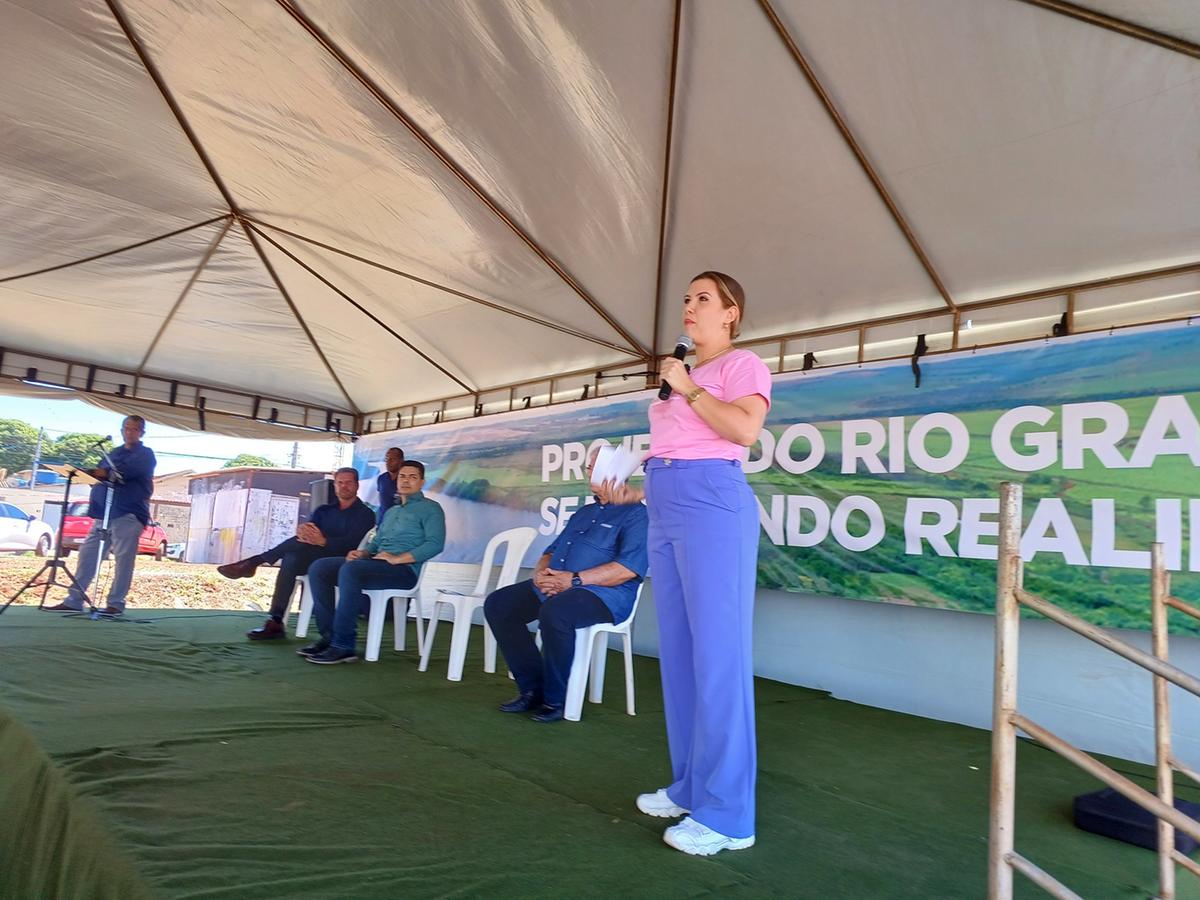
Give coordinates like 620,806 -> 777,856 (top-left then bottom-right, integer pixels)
66,513 -> 143,611
645,457 -> 759,839
308,556 -> 417,651
484,580 -> 612,707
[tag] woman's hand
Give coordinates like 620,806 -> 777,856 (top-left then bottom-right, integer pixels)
659,357 -> 696,395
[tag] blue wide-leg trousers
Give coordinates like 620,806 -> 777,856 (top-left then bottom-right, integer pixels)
645,457 -> 758,839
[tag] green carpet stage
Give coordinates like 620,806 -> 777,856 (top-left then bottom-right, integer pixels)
0,608 -> 1193,899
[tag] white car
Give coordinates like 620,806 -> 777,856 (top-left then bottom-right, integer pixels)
0,502 -> 56,556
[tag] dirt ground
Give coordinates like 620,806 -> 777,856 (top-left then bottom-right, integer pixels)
0,554 -> 281,611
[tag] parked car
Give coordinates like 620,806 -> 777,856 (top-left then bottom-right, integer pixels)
60,501 -> 170,560
0,502 -> 55,556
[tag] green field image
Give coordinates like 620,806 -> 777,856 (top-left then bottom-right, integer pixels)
750,393 -> 1200,635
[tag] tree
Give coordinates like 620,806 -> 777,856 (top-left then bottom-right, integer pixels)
47,433 -> 107,469
224,453 -> 277,469
0,418 -> 40,474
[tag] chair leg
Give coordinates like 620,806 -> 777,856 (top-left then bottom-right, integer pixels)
418,602 -> 442,672
622,631 -> 636,716
446,606 -> 471,682
294,581 -> 313,638
563,627 -> 593,722
588,632 -> 608,704
364,594 -> 389,662
483,622 -> 497,674
412,600 -> 425,658
392,595 -> 405,652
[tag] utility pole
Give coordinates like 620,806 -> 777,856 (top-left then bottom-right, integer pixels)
30,427 -> 44,487
290,442 -> 299,468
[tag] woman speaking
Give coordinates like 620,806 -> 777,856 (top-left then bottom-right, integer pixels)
610,271 -> 771,856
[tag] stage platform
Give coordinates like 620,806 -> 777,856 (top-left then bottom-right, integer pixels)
0,607 -> 1192,899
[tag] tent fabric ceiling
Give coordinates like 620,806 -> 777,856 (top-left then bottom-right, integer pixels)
1,0 -> 1197,433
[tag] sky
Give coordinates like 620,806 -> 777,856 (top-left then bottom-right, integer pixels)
0,395 -> 344,475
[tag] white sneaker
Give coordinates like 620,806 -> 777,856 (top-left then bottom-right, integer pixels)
663,816 -> 755,856
636,788 -> 689,818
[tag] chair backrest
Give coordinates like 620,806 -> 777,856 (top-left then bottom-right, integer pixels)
616,581 -> 645,628
470,526 -> 538,597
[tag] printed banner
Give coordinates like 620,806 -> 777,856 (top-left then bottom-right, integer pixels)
354,323 -> 1200,632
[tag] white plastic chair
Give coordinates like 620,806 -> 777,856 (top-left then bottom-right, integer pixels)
291,531 -> 374,638
419,526 -> 537,681
291,574 -> 314,637
359,566 -> 428,662
563,583 -> 643,722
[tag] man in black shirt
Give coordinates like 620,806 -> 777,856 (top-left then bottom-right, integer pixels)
219,467 -> 376,641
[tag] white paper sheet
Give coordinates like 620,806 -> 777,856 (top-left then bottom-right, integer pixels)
590,444 -> 641,488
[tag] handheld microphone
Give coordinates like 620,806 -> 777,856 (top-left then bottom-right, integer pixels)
658,336 -> 695,400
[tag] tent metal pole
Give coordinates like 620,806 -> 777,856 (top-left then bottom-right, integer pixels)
137,218 -> 233,374
106,0 -> 239,212
272,0 -> 650,359
650,0 -> 684,375
0,216 -> 230,284
756,0 -> 957,313
239,219 -> 360,414
247,223 -> 475,394
246,218 -> 640,357
1015,0 -> 1200,60
107,0 -> 361,416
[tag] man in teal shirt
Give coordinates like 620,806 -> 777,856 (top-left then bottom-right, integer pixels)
303,460 -> 446,664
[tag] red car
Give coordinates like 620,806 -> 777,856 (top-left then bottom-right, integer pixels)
60,501 -> 170,560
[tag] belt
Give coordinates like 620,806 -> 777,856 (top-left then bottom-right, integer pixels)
644,457 -> 742,469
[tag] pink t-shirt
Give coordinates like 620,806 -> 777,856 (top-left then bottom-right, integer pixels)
648,349 -> 772,460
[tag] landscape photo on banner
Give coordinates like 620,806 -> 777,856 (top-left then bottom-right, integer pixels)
354,321 -> 1200,634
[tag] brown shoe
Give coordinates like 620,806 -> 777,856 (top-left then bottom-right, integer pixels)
247,618 -> 286,640
218,559 -> 259,580
97,606 -> 124,617
43,601 -> 84,612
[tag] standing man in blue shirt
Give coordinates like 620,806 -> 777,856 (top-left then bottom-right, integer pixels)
45,415 -> 156,616
219,467 -> 377,641
302,460 -> 446,665
484,451 -> 648,723
373,446 -> 404,526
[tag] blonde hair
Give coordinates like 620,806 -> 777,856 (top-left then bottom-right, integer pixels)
691,270 -> 745,339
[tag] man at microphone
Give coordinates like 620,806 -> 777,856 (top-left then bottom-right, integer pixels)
45,415 -> 157,616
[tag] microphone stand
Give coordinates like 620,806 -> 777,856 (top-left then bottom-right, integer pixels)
0,465 -> 94,615
88,438 -> 125,619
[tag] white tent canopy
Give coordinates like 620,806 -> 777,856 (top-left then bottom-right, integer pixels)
1,0 -> 1198,436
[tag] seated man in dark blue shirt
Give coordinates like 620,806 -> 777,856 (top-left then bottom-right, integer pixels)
45,415 -> 156,616
484,452 -> 648,723
219,467 -> 376,641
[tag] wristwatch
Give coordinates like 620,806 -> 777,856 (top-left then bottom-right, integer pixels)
571,572 -> 583,588
685,386 -> 706,405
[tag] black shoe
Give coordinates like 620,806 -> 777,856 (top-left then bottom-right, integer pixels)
42,602 -> 84,612
499,691 -> 543,713
530,704 -> 565,723
247,619 -> 286,640
296,639 -> 331,657
306,646 -> 359,665
217,558 -> 259,580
